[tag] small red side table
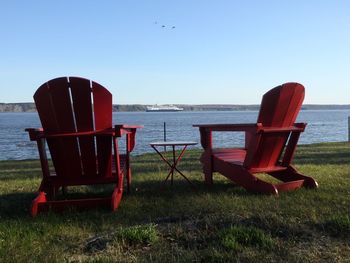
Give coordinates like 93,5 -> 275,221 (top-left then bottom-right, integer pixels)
150,141 -> 197,187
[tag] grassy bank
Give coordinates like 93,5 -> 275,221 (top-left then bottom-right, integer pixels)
0,142 -> 349,262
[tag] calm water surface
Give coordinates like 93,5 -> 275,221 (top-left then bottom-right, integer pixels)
0,110 -> 349,160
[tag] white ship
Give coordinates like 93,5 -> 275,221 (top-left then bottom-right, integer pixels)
146,104 -> 184,112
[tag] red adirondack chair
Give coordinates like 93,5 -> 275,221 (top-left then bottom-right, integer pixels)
26,77 -> 142,216
193,83 -> 318,195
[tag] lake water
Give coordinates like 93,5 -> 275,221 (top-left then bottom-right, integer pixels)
0,110 -> 349,160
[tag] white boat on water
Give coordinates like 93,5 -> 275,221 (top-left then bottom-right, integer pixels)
146,104 -> 183,112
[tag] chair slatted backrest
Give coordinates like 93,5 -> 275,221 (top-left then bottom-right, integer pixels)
244,83 -> 305,169
34,77 -> 113,181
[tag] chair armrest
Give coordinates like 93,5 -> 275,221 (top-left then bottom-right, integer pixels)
25,128 -> 44,141
193,123 -> 306,150
114,124 -> 143,137
25,125 -> 143,142
193,123 -> 259,149
193,123 -> 258,132
259,123 -> 306,133
115,124 -> 143,152
115,124 -> 144,129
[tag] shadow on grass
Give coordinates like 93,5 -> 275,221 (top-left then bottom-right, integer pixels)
1,142 -> 348,221
0,178 -> 245,220
2,142 -> 349,182
319,214 -> 350,238
0,192 -> 35,218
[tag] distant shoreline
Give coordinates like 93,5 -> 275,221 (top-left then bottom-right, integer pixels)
0,103 -> 350,112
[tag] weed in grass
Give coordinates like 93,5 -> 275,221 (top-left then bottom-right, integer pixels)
83,224 -> 159,255
322,214 -> 350,238
113,224 -> 159,246
219,225 -> 274,251
84,235 -> 109,253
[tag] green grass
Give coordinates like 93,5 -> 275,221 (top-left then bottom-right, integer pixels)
219,225 -> 274,251
0,142 -> 350,262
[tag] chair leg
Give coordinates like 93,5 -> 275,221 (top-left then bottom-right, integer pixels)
111,176 -> 124,211
229,169 -> 278,195
38,181 -> 56,200
214,161 -> 278,194
31,191 -> 47,217
269,165 -> 318,189
200,152 -> 213,185
111,186 -> 123,211
203,168 -> 213,185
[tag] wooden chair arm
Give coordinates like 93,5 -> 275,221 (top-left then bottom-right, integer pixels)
193,122 -> 306,132
193,123 -> 306,150
115,124 -> 144,129
259,123 -> 306,133
26,125 -> 143,153
193,123 -> 259,132
114,124 -> 143,136
25,128 -> 44,141
193,123 -> 259,149
114,124 -> 143,152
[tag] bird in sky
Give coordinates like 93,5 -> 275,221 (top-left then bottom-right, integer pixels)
154,21 -> 175,29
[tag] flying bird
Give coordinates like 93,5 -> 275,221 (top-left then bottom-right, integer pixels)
154,21 -> 176,30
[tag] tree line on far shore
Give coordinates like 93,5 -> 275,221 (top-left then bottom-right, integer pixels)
0,103 -> 350,113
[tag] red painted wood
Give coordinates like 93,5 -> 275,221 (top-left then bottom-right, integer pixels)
92,80 -> 113,178
69,77 -> 97,178
199,150 -> 213,184
249,83 -> 305,169
34,81 -> 68,180
194,83 -> 318,194
35,77 -> 83,180
282,128 -> 303,166
31,191 -> 47,217
199,128 -> 212,149
27,76 -> 142,216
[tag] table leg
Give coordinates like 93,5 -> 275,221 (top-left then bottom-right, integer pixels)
172,145 -> 175,185
151,144 -> 195,189
151,145 -> 175,186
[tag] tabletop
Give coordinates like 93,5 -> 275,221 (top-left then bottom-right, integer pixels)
150,141 -> 198,147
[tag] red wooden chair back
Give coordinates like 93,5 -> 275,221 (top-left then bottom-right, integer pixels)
34,76 -> 114,182
244,83 -> 305,169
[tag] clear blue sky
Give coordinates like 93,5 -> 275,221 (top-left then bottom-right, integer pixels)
1,1 -> 349,104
